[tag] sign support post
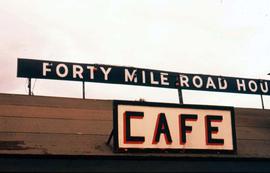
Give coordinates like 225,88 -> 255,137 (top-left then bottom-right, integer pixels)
178,88 -> 183,104
28,78 -> 31,96
82,81 -> 85,99
177,75 -> 184,104
260,94 -> 264,109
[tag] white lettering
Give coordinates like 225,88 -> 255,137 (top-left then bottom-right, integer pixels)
248,80 -> 258,92
73,65 -> 83,79
218,78 -> 228,90
206,77 -> 216,89
42,63 -> 51,76
260,81 -> 269,93
160,72 -> 169,86
125,69 -> 137,83
193,76 -> 203,88
56,63 -> 68,78
86,66 -> 95,80
100,67 -> 112,81
179,75 -> 189,87
236,79 -> 246,91
142,70 -> 146,84
150,72 -> 159,85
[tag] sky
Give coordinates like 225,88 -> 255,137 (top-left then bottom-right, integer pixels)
0,0 -> 270,109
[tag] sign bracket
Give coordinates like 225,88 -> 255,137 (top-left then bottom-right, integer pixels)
106,129 -> 114,146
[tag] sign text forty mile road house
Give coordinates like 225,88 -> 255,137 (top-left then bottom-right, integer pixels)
17,58 -> 270,95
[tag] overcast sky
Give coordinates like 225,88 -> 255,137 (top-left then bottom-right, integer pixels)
0,0 -> 270,108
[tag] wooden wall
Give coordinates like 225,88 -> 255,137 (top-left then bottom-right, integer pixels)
0,93 -> 269,158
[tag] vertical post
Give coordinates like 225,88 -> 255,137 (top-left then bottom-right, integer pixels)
28,78 -> 31,96
260,94 -> 265,109
82,81 -> 85,99
178,88 -> 184,104
177,75 -> 184,104
259,80 -> 265,109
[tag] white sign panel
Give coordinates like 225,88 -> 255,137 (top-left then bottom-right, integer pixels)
113,101 -> 237,154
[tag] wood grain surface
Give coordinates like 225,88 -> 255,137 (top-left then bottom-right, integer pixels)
0,93 -> 269,158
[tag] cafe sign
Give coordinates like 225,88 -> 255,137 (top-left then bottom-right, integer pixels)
113,101 -> 237,153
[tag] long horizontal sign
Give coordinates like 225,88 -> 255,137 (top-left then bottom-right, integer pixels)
17,58 -> 270,95
113,101 -> 237,153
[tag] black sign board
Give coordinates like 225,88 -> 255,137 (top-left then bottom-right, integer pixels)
17,58 -> 270,95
